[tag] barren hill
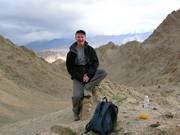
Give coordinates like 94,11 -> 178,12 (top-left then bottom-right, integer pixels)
0,9 -> 180,135
144,9 -> 180,50
97,9 -> 180,87
37,51 -> 67,63
0,35 -> 71,97
0,79 -> 179,135
0,35 -> 72,126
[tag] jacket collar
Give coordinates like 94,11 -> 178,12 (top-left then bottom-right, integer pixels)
69,41 -> 88,54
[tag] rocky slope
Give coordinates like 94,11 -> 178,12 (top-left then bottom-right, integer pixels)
0,79 -> 179,135
37,50 -> 67,63
0,35 -> 72,126
0,35 -> 70,97
96,9 -> 180,87
0,9 -> 180,135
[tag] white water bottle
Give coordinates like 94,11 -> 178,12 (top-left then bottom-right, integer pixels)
143,95 -> 149,109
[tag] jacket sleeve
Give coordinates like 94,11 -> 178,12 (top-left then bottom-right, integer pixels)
66,52 -> 84,82
87,47 -> 99,80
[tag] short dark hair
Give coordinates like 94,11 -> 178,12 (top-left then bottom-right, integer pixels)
75,30 -> 86,36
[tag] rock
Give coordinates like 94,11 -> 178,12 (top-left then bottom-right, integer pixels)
80,86 -> 103,120
149,121 -> 161,128
176,124 -> 180,131
80,96 -> 94,121
164,112 -> 174,119
50,125 -> 76,135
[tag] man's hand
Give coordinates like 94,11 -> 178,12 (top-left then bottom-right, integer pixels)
83,73 -> 89,82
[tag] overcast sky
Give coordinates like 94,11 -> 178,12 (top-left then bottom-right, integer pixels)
0,0 -> 179,44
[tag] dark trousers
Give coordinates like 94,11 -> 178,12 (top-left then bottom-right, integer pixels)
73,69 -> 107,98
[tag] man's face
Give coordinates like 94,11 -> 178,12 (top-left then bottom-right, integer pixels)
75,33 -> 86,45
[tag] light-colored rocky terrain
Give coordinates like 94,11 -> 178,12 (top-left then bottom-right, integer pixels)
0,9 -> 180,135
37,51 -> 67,63
0,79 -> 179,135
0,35 -> 72,127
96,9 -> 180,87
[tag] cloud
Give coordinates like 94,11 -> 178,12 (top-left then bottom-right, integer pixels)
0,0 -> 179,44
0,0 -> 83,44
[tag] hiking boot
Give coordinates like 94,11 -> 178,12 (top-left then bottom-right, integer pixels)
84,89 -> 92,99
72,97 -> 83,121
73,113 -> 80,121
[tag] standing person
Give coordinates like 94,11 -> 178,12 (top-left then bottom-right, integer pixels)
66,30 -> 107,121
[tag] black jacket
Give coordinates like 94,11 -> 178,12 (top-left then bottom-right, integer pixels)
66,41 -> 99,82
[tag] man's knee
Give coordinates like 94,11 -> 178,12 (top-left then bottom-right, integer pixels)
73,89 -> 84,99
98,69 -> 107,78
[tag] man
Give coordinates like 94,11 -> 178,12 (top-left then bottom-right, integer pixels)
66,30 -> 107,121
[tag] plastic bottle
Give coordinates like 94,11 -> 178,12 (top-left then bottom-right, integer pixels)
143,95 -> 150,109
